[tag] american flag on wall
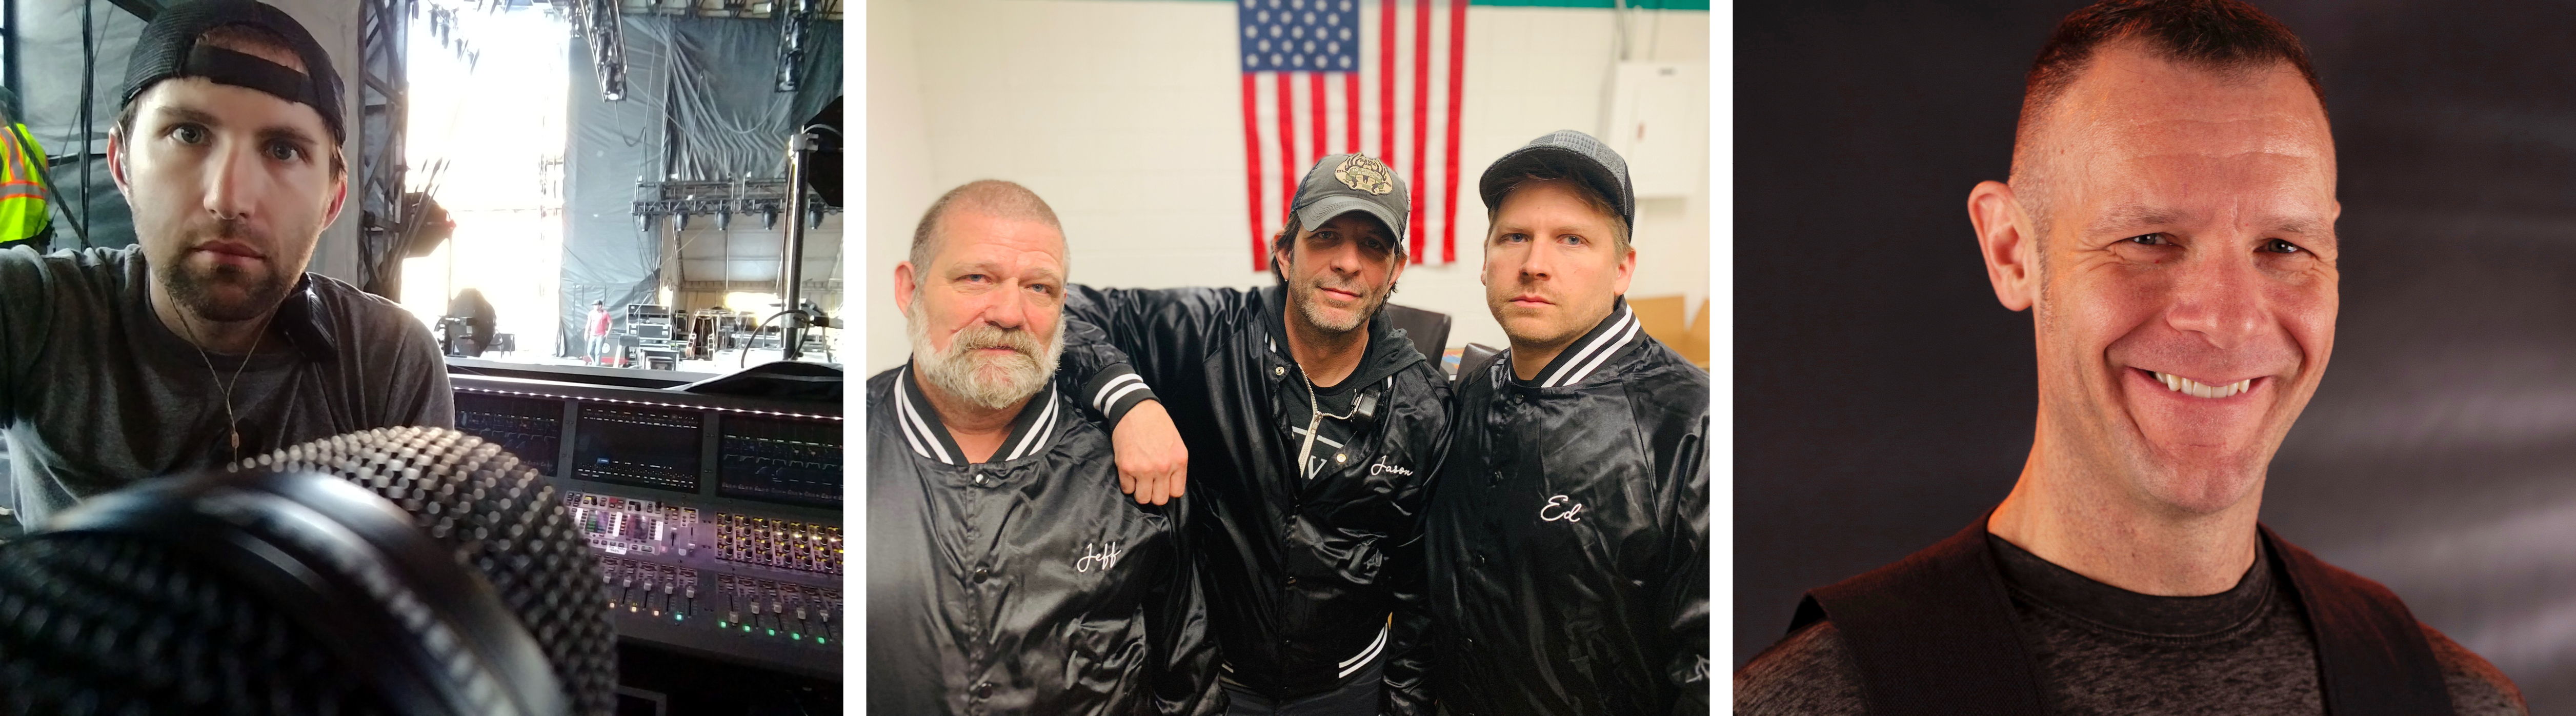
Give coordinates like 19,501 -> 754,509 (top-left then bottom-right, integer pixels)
1239,0 -> 1468,270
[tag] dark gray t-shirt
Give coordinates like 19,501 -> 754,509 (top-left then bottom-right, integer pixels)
1736,534 -> 2529,715
0,246 -> 454,528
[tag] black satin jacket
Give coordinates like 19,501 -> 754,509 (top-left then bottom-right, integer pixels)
866,365 -> 1222,716
1423,300 -> 1712,715
1057,285 -> 1450,714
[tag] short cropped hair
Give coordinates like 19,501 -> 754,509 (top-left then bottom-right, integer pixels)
2014,0 -> 2321,181
909,179 -> 1065,279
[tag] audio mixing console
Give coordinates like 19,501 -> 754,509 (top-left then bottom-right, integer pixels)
450,372 -> 841,678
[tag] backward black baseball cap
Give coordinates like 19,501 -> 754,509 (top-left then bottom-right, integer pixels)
121,0 -> 345,144
1479,130 -> 1635,231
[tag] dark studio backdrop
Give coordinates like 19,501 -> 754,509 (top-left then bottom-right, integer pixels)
1735,1 -> 2576,710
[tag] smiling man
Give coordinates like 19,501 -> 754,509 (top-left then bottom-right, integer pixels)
0,1 -> 452,529
867,180 -> 1219,715
1421,130 -> 1709,714
1735,2 -> 2526,714
1051,154 -> 1452,715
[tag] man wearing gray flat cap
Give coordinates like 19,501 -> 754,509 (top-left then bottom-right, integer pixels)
1052,152 -> 1453,715
1420,130 -> 1710,715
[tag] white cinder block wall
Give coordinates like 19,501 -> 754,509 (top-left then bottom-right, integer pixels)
867,0 -> 1708,373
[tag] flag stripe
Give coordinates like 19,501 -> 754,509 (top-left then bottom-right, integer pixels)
1242,72 -> 1267,271
1408,0 -> 1432,264
1343,71 -> 1361,155
1308,72 -> 1327,172
1441,0 -> 1468,264
1276,74 -> 1298,218
1378,0 -> 1396,173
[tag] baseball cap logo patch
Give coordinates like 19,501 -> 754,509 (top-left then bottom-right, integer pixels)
1334,155 -> 1396,195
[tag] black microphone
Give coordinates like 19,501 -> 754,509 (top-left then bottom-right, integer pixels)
0,426 -> 617,715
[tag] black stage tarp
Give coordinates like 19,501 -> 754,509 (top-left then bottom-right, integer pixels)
560,15 -> 840,354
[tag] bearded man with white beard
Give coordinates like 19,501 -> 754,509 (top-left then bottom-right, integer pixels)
866,180 -> 1223,716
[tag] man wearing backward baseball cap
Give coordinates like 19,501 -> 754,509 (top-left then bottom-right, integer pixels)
1052,152 -> 1453,715
0,0 -> 452,529
1420,130 -> 1710,714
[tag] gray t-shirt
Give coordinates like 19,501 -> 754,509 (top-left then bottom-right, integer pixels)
0,246 -> 454,528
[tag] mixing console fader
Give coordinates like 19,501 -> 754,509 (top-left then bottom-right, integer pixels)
578,493 -> 842,655
450,373 -> 841,678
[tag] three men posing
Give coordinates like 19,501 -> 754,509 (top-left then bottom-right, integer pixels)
868,131 -> 1709,714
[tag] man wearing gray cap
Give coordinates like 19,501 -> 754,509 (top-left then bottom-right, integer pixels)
1054,153 -> 1452,715
1421,130 -> 1709,714
0,0 -> 451,529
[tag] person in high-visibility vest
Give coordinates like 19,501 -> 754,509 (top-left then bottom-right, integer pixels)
0,86 -> 53,250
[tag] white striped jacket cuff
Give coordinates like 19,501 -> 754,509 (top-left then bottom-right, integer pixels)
1079,363 -> 1158,427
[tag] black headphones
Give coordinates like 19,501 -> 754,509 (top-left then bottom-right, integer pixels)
35,469 -> 567,716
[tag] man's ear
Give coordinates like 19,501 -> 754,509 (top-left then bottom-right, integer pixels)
323,156 -> 350,227
894,261 -> 920,316
105,129 -> 131,197
1611,243 -> 1636,296
1969,180 -> 2038,312
1270,240 -> 1292,280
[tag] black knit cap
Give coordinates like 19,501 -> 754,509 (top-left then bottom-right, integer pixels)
120,0 -> 345,144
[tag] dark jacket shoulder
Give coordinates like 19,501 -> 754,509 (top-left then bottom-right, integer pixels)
1735,621 -> 1869,716
2423,624 -> 2529,715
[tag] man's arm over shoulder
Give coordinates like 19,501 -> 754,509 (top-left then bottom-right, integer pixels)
1735,621 -> 1870,716
1056,285 -> 1246,427
2422,623 -> 2529,715
1055,285 -> 1247,505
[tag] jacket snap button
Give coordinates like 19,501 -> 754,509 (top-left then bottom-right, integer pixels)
973,567 -> 991,583
1274,366 -> 1286,376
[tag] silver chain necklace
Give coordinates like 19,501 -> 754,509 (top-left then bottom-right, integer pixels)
1294,363 -> 1359,480
177,311 -> 271,466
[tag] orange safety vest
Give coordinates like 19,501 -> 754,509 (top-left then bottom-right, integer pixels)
0,123 -> 51,244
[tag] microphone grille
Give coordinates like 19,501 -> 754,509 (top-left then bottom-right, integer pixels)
235,426 -> 618,715
0,531 -> 404,714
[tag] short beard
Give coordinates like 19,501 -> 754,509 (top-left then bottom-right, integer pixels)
907,300 -> 1065,411
1284,255 -> 1394,335
157,220 -> 293,322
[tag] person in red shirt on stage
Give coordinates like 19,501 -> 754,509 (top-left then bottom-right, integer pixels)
585,300 -> 612,365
